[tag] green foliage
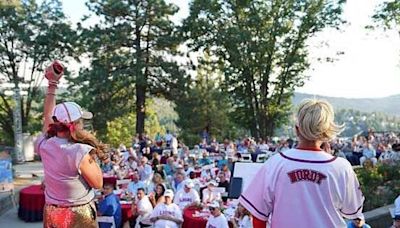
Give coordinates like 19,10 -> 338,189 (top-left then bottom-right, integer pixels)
70,0 -> 189,136
105,111 -> 136,148
0,0 -> 76,143
372,0 -> 400,34
335,109 -> 400,136
182,0 -> 345,138
105,100 -> 165,147
175,53 -> 240,146
151,97 -> 178,133
356,162 -> 400,211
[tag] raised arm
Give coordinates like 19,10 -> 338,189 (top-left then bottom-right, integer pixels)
41,61 -> 64,133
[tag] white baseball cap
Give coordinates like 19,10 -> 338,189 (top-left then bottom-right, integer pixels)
163,189 -> 174,198
208,201 -> 220,209
52,102 -> 93,123
184,180 -> 195,188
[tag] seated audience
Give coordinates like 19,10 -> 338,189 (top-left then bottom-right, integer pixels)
206,201 -> 229,228
173,180 -> 200,210
150,189 -> 183,228
127,172 -> 146,195
202,181 -> 221,204
231,203 -> 253,228
131,188 -> 153,228
149,183 -> 166,207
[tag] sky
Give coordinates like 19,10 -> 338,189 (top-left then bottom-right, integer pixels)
60,0 -> 400,99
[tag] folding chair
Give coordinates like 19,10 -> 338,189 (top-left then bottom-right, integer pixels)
116,179 -> 131,190
241,153 -> 252,162
256,154 -> 267,163
97,216 -> 116,228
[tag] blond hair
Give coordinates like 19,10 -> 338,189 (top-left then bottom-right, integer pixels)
296,99 -> 344,142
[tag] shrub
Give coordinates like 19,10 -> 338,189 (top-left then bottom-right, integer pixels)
356,161 -> 400,211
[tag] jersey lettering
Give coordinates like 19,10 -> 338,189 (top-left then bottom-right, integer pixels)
287,169 -> 327,184
160,210 -> 175,216
180,197 -> 193,202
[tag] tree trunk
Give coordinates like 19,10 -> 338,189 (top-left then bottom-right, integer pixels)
135,20 -> 145,135
136,85 -> 145,134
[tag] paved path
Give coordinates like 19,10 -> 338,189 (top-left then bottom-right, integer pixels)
0,207 -> 42,227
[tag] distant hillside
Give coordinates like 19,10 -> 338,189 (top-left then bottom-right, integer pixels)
293,93 -> 400,116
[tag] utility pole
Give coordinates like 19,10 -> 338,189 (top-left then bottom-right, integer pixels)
12,86 -> 24,163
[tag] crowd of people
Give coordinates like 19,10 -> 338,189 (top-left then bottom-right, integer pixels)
36,61 -> 399,228
95,128 -> 400,228
98,134 -> 239,228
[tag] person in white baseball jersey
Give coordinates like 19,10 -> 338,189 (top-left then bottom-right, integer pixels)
173,180 -> 200,210
239,99 -> 365,228
393,195 -> 400,228
150,189 -> 183,228
206,201 -> 229,228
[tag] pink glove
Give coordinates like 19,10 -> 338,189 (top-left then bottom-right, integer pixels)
45,60 -> 64,86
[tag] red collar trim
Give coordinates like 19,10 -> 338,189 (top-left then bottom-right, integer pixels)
296,147 -> 322,152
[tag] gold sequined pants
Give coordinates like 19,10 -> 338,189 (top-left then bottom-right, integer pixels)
43,202 -> 98,228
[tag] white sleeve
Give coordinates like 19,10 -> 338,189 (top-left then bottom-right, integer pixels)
145,165 -> 152,176
75,143 -> 94,172
395,196 -> 400,216
339,166 -> 365,219
206,220 -> 210,227
202,190 -> 209,203
239,162 -> 274,221
34,134 -> 46,156
193,190 -> 200,203
174,205 -> 183,222
173,192 -> 179,205
240,216 -> 253,228
220,217 -> 229,228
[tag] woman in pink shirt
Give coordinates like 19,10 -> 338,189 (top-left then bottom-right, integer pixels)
35,61 -> 106,227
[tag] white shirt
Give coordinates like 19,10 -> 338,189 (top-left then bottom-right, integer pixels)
165,134 -> 173,142
138,164 -> 152,182
206,214 -> 229,228
239,148 -> 365,228
173,188 -> 200,210
150,203 -> 183,228
258,144 -> 269,151
125,161 -> 138,170
127,181 -> 145,195
238,215 -> 252,228
395,195 -> 400,216
121,151 -> 130,162
136,196 -> 153,225
172,138 -> 178,154
202,188 -> 221,204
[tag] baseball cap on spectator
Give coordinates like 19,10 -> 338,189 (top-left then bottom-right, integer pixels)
164,189 -> 174,198
52,102 -> 93,123
184,180 -> 195,188
208,201 -> 220,209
